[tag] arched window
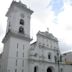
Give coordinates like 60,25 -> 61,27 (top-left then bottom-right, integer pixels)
60,68 -> 63,72
54,56 -> 57,62
19,26 -> 24,34
20,19 -> 24,25
34,66 -> 38,72
60,55 -> 62,62
15,69 -> 17,72
48,53 -> 51,59
47,67 -> 52,72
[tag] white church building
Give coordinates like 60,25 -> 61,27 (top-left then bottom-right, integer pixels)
0,1 -> 72,72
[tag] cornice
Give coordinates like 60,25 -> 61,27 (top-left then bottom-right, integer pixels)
6,1 -> 33,16
38,44 -> 59,52
2,30 -> 32,43
28,58 -> 64,65
37,31 -> 58,42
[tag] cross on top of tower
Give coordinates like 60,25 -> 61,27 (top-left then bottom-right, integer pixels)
47,27 -> 49,32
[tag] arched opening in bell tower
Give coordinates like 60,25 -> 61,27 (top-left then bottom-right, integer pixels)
47,67 -> 52,72
47,66 -> 54,72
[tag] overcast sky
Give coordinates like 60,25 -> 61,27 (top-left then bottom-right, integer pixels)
0,0 -> 72,53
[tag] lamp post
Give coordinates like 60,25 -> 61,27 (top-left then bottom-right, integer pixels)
57,51 -> 60,72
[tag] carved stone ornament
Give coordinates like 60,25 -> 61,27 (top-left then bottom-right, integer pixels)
20,13 -> 24,18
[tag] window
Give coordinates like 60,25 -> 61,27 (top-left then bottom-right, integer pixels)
23,53 -> 24,57
60,55 -> 62,62
48,53 -> 51,59
19,26 -> 24,34
16,51 -> 18,57
20,19 -> 24,25
15,69 -> 17,72
23,45 -> 24,50
60,68 -> 63,72
17,43 -> 18,49
22,69 -> 24,72
54,56 -> 57,62
39,43 -> 41,48
65,58 -> 66,62
9,22 -> 11,27
47,67 -> 52,72
34,66 -> 38,72
16,60 -> 17,66
22,60 -> 24,67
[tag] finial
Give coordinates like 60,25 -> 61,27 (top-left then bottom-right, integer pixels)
12,0 -> 16,2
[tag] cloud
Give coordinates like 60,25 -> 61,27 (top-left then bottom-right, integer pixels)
0,0 -> 72,53
31,9 -> 54,40
59,41 -> 72,54
22,0 -> 51,12
57,2 -> 72,44
66,26 -> 72,30
30,0 -> 72,53
48,0 -> 64,15
64,0 -> 72,5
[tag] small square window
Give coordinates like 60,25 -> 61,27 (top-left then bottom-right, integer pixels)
22,60 -> 24,67
15,69 -> 17,72
16,60 -> 17,66
22,69 -> 24,72
60,55 -> 62,62
48,53 -> 51,59
54,56 -> 57,62
23,53 -> 24,57
17,43 -> 18,48
16,51 -> 18,57
9,22 -> 11,27
23,45 -> 24,50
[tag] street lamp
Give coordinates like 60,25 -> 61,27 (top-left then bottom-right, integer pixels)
57,51 -> 60,72
57,51 -> 62,72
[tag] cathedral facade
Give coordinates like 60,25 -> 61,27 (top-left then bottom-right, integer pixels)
0,1 -> 72,72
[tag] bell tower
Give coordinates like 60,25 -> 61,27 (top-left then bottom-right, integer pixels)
6,1 -> 33,37
1,1 -> 33,72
